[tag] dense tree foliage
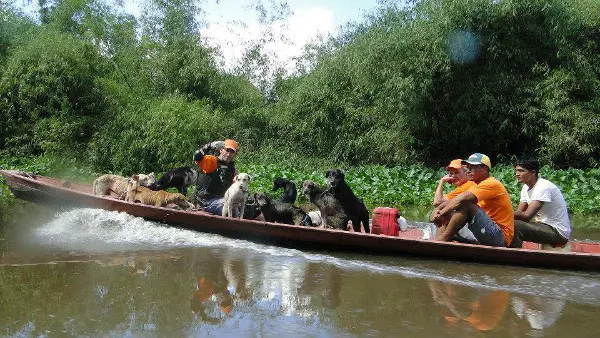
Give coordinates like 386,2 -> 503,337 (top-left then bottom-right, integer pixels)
0,0 -> 599,171
271,0 -> 600,167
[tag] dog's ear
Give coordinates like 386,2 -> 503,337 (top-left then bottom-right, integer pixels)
325,170 -> 332,178
131,175 -> 139,181
337,169 -> 345,179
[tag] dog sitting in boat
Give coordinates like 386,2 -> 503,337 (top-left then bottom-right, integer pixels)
148,167 -> 198,195
272,177 -> 297,204
254,192 -> 312,226
300,180 -> 348,230
222,173 -> 251,218
325,169 -> 371,233
93,173 -> 156,199
125,175 -> 194,209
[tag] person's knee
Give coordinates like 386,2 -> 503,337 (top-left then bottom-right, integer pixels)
429,209 -> 436,222
456,200 -> 478,220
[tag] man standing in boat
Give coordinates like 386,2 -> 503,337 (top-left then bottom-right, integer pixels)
193,139 -> 239,215
432,153 -> 514,247
510,158 -> 571,248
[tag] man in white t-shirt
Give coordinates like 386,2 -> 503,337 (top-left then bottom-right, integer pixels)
510,159 -> 571,248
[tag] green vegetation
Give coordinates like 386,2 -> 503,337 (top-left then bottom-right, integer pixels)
1,0 -> 600,220
2,155 -> 600,220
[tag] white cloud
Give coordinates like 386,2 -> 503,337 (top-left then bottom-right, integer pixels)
200,6 -> 335,75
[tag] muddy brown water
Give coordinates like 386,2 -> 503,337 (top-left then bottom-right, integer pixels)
1,201 -> 599,337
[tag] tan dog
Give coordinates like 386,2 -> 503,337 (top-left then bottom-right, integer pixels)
125,175 -> 194,209
92,173 -> 156,198
222,173 -> 251,218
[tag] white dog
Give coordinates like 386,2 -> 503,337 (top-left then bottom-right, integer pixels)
222,173 -> 251,218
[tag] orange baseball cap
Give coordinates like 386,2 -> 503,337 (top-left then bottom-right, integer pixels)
445,159 -> 463,171
224,139 -> 238,152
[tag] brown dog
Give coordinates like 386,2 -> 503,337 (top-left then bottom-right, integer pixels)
126,175 -> 194,209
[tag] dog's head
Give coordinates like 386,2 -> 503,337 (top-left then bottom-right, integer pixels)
300,180 -> 317,196
254,192 -> 270,207
171,193 -> 194,209
234,173 -> 251,193
137,172 -> 156,186
125,175 -> 141,201
325,169 -> 345,189
128,175 -> 141,188
271,177 -> 290,191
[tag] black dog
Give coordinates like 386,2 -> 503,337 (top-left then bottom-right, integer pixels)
325,169 -> 370,233
272,178 -> 297,204
242,193 -> 262,220
255,192 -> 312,226
300,180 -> 348,230
148,167 -> 198,195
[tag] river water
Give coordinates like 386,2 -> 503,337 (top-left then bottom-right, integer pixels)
1,202 -> 599,337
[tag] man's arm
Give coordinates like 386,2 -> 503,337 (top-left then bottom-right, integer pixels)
514,200 -> 543,221
433,191 -> 478,222
433,175 -> 453,206
194,141 -> 225,161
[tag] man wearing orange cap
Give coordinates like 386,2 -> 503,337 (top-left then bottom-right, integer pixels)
193,139 -> 239,215
433,159 -> 476,207
432,153 -> 514,247
430,159 -> 477,236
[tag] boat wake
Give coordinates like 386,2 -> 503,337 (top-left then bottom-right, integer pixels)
30,208 -> 600,306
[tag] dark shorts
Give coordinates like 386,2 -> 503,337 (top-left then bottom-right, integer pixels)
509,220 -> 568,248
198,197 -> 225,216
458,207 -> 506,247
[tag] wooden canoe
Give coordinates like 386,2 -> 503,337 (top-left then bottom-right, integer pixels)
2,169 -> 600,271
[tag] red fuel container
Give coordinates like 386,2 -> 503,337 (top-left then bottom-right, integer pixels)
371,207 -> 400,236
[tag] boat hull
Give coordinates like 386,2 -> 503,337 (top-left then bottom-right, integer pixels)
2,170 -> 600,271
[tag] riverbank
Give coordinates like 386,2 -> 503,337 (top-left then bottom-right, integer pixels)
1,155 -> 600,226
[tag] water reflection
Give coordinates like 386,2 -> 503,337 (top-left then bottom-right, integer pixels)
511,295 -> 566,334
426,279 -> 577,336
189,253 -> 244,322
428,280 -> 510,331
1,207 -> 600,337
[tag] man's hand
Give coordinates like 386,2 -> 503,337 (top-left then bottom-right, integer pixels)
431,208 -> 449,225
431,209 -> 450,227
440,174 -> 454,184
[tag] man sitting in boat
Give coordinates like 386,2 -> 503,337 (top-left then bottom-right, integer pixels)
510,158 -> 571,248
431,153 -> 514,247
430,159 -> 477,241
193,139 -> 239,215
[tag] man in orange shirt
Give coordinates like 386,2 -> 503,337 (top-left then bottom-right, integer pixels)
430,159 -> 476,233
432,153 -> 514,247
433,159 -> 477,206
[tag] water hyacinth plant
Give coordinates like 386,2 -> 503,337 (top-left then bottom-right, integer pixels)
2,156 -> 600,218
